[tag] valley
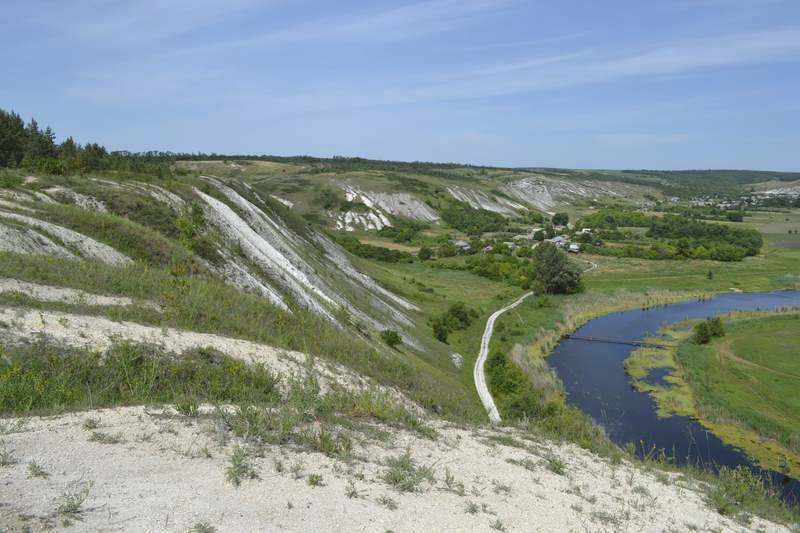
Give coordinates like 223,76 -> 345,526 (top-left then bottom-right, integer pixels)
1,114 -> 800,530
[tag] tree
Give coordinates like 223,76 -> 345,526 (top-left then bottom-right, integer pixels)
417,245 -> 432,260
693,321 -> 712,344
708,317 -> 725,338
531,242 -> 583,294
380,329 -> 402,348
552,212 -> 569,226
0,109 -> 26,167
533,230 -> 545,242
438,242 -> 457,257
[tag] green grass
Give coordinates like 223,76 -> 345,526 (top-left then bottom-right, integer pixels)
0,341 -> 280,414
381,449 -> 435,493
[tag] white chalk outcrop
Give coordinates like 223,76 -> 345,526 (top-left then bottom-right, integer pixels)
43,186 -> 108,212
446,186 -> 526,216
0,211 -> 131,266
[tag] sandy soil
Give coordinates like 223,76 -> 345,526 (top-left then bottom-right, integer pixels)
0,406 -> 785,532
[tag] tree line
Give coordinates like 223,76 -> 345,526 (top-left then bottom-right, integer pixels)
0,108 -> 172,176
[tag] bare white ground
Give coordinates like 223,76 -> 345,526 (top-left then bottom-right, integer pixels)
211,249 -> 290,312
0,278 -> 159,310
339,184 -> 439,222
194,187 -> 337,321
0,408 -> 784,533
43,186 -> 108,212
446,186 -> 525,216
270,194 -> 294,208
501,176 -> 642,213
0,198 -> 35,212
0,222 -> 76,258
0,211 -> 131,266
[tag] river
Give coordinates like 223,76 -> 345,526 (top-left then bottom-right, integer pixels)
546,290 -> 800,501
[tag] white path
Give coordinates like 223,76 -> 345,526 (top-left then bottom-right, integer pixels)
474,291 -> 534,424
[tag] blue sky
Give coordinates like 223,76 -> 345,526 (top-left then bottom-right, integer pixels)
2,0 -> 799,169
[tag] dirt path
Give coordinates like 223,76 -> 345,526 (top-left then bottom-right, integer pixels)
474,292 -> 533,424
717,341 -> 800,380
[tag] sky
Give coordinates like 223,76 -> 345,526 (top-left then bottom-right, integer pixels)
2,0 -> 799,170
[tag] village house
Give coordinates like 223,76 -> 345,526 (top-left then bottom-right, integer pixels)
453,239 -> 471,254
546,235 -> 570,248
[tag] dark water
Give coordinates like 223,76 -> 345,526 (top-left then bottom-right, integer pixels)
546,290 -> 800,502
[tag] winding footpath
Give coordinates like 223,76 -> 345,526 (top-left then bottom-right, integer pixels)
474,291 -> 534,424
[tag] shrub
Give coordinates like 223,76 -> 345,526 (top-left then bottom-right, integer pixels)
430,302 -> 478,344
380,330 -> 402,348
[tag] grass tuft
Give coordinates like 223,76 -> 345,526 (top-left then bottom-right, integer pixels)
226,446 -> 259,486
382,449 -> 434,493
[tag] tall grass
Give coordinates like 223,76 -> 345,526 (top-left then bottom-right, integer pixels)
0,341 -> 280,414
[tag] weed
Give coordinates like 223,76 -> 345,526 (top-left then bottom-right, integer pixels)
465,501 -> 479,514
189,523 -> 216,533
82,418 -> 100,430
654,471 -> 670,484
175,396 -> 200,418
382,450 -> 434,493
290,460 -> 305,480
489,518 -> 507,531
307,473 -> 323,487
226,446 -> 259,486
486,434 -> 525,449
492,480 -> 512,495
590,510 -> 620,527
443,468 -> 465,496
377,495 -> 398,511
545,454 -> 566,476
27,460 -> 49,478
273,458 -> 285,473
345,480 -> 361,499
56,480 -> 93,518
506,457 -> 537,472
0,441 -> 17,466
88,431 -> 125,445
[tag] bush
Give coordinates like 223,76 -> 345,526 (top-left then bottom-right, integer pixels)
417,246 -> 432,260
332,233 -> 413,263
378,219 -> 428,243
430,302 -> 478,344
380,330 -> 402,348
440,203 -> 506,235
